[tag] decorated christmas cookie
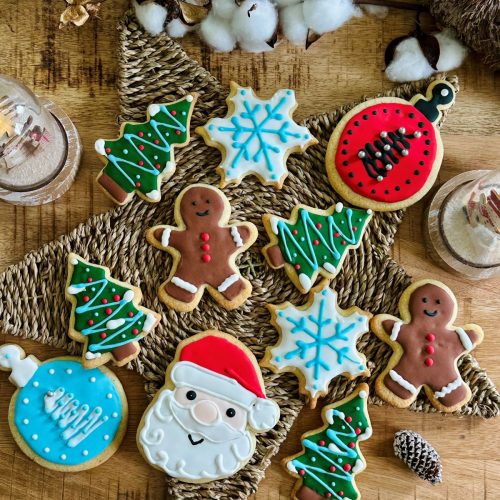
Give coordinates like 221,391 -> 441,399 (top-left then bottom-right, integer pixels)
325,80 -> 455,211
137,331 -> 280,483
196,82 -> 317,188
262,202 -> 372,293
372,279 -> 484,413
262,284 -> 371,408
147,183 -> 258,312
283,383 -> 372,500
66,254 -> 161,368
95,93 -> 197,205
0,344 -> 127,471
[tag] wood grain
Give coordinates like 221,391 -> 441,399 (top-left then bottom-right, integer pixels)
0,1 -> 498,499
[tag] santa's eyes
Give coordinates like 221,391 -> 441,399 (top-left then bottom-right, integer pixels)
186,390 -> 197,401
422,297 -> 428,303
226,408 -> 236,418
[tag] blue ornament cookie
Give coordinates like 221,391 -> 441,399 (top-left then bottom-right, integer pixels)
0,344 -> 128,471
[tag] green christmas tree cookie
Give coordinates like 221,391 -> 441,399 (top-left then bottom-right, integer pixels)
262,203 -> 373,293
66,253 -> 161,368
283,383 -> 372,500
95,93 -> 197,205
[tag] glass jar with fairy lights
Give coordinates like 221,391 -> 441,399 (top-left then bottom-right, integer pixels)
0,74 -> 81,205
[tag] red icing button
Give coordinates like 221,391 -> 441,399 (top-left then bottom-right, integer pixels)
425,345 -> 435,354
353,226 -> 357,232
345,416 -> 352,423
128,311 -> 134,317
295,264 -> 301,270
138,131 -> 144,137
200,232 -> 210,242
298,469 -> 305,476
329,465 -> 336,472
87,277 -> 93,283
113,294 -> 121,302
100,333 -> 107,339
171,110 -> 177,116
426,333 -> 435,342
105,308 -> 112,315
175,130 -> 181,135
424,358 -> 434,367
101,298 -> 108,304
87,319 -> 94,326
155,163 -> 161,169
348,442 -> 355,449
343,464 -> 352,472
202,254 -> 211,263
201,243 -> 210,251
138,160 -> 144,166
135,182 -> 141,188
334,232 -> 340,237
355,427 -> 361,435
313,239 -> 320,246
132,328 -> 139,335
139,145 -> 145,151
83,295 -> 90,303
154,139 -> 160,145
341,240 -> 346,245
326,494 -> 332,498
105,147 -> 111,154
292,229 -> 298,235
316,223 -> 322,229
318,440 -> 325,446
338,491 -> 344,497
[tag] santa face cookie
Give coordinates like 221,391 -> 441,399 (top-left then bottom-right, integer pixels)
262,202 -> 372,293
371,279 -> 484,413
263,284 -> 371,408
147,183 -> 258,312
95,94 -> 197,205
137,331 -> 280,483
283,383 -> 372,500
196,82 -> 317,188
66,254 -> 161,368
325,81 -> 455,211
0,344 -> 128,471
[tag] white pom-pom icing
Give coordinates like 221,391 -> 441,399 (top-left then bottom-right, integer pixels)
95,139 -> 106,156
231,0 -> 278,46
133,0 -> 168,36
200,14 -> 237,52
248,398 -> 280,432
303,0 -> 361,35
70,257 -> 78,265
280,3 -> 308,46
359,390 -> 368,399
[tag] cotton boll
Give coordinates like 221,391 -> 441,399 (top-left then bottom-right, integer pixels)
231,0 -> 278,46
167,18 -> 193,38
211,0 -> 238,20
200,14 -> 237,52
435,30 -> 468,71
133,0 -> 168,36
385,37 -> 435,82
361,5 -> 389,18
303,0 -> 361,35
274,0 -> 301,6
281,3 -> 308,45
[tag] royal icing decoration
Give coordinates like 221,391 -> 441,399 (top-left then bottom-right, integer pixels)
197,82 -> 317,188
371,279 -> 484,413
66,254 -> 160,368
262,202 -> 372,293
326,80 -> 456,211
95,93 -> 197,205
264,285 -> 370,408
137,331 -> 280,483
146,184 -> 258,312
284,384 -> 371,500
0,344 -> 127,471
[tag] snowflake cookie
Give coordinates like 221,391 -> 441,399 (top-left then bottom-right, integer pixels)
262,284 -> 371,408
196,82 -> 317,188
262,202 -> 373,293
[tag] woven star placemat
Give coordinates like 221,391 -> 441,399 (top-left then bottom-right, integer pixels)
0,12 -> 498,499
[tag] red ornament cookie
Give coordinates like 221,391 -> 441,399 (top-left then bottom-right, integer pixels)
146,184 -> 258,312
326,81 -> 455,211
371,279 -> 484,413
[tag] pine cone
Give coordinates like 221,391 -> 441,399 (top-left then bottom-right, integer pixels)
393,430 -> 443,485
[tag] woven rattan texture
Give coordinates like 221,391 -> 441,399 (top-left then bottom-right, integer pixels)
0,12 -> 497,499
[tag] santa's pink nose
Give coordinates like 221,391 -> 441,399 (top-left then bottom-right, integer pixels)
192,400 -> 219,424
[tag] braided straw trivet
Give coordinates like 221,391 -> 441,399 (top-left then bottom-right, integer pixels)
0,12 -> 498,498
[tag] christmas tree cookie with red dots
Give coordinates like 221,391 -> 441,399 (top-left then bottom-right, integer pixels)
372,279 -> 484,413
262,202 -> 372,293
95,93 -> 197,205
66,254 -> 161,368
325,80 -> 455,211
283,383 -> 372,500
146,184 -> 258,312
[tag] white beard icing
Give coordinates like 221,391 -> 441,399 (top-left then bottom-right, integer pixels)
139,390 -> 254,481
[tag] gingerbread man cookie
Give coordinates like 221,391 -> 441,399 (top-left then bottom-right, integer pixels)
371,279 -> 484,413
147,184 -> 258,312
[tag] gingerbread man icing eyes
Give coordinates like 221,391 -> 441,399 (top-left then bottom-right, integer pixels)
147,184 -> 258,312
371,279 -> 484,413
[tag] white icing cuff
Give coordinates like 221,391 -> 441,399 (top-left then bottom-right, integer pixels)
352,458 -> 365,473
70,257 -> 79,265
231,226 -> 244,247
286,461 -> 297,474
322,262 -> 336,274
124,290 -> 134,302
171,276 -> 198,294
325,409 -> 334,425
148,104 -> 161,117
269,216 -> 280,235
298,273 -> 312,292
165,161 -> 175,173
218,273 -> 240,292
389,369 -> 417,395
106,319 -> 125,330
186,94 -> 193,102
456,327 -> 473,351
357,426 -> 372,441
95,138 -> 106,155
146,190 -> 161,201
143,312 -> 157,332
434,377 -> 462,399
67,285 -> 85,295
390,321 -> 403,341
161,228 -> 171,248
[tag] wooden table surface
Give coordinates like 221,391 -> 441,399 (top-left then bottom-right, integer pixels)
0,1 -> 499,499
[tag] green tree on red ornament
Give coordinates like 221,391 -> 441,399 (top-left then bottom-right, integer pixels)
284,384 -> 372,500
66,254 -> 159,366
95,94 -> 197,204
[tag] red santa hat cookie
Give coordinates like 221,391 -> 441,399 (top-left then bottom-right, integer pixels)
137,331 -> 280,483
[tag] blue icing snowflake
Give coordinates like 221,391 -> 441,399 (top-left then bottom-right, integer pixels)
270,287 -> 369,401
203,83 -> 315,187
13,359 -> 124,467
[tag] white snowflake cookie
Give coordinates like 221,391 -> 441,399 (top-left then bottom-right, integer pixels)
261,283 -> 371,408
196,82 -> 317,188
